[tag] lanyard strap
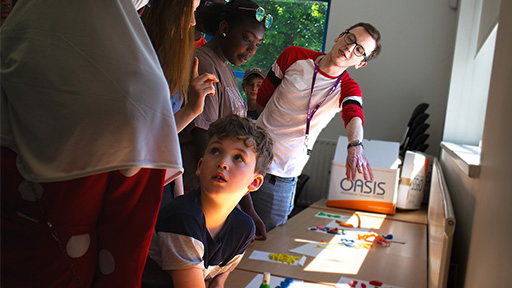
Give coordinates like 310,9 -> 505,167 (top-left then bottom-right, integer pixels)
305,62 -> 343,135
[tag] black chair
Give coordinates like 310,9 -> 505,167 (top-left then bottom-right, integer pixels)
410,133 -> 429,151
400,103 -> 429,148
409,123 -> 430,142
400,112 -> 429,158
414,143 -> 429,153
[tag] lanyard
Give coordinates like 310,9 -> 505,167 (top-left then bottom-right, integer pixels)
305,61 -> 344,136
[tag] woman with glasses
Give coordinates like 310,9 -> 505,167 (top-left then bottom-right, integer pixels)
251,23 -> 382,232
179,0 -> 271,238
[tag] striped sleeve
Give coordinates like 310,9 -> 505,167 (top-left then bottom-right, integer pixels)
339,73 -> 364,127
257,46 -> 322,107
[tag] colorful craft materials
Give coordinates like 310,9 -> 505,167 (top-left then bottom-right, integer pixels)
358,232 -> 391,247
274,277 -> 295,288
268,253 -> 302,265
317,212 -> 342,218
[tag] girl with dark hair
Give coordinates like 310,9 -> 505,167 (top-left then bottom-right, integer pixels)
180,0 -> 272,239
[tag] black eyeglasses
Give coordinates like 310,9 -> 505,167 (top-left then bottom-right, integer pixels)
239,6 -> 273,29
342,30 -> 367,62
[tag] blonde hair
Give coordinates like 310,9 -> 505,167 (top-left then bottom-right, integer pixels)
141,0 -> 195,102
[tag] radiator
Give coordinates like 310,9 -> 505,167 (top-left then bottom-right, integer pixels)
296,138 -> 338,207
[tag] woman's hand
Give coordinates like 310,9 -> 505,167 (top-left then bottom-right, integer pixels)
174,57 -> 218,132
187,57 -> 218,116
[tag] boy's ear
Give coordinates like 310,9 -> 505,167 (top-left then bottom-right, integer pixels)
195,158 -> 203,177
247,174 -> 264,194
355,60 -> 367,70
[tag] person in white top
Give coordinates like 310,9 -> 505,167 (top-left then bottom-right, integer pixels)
0,0 -> 190,286
244,23 -> 382,232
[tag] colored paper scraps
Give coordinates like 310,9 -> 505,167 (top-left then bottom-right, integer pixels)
358,232 -> 390,247
336,277 -> 403,288
315,211 -> 348,220
314,211 -> 361,229
245,273 -> 303,288
249,250 -> 307,266
307,223 -> 369,236
245,273 -> 334,288
357,232 -> 408,245
269,253 -> 302,265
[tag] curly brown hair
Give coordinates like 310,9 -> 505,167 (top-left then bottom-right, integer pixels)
207,115 -> 273,174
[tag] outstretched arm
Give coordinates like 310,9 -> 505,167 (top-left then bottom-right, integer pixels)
345,117 -> 374,181
205,270 -> 230,288
239,194 -> 267,240
170,267 -> 206,288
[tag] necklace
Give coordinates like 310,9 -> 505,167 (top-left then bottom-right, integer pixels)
304,57 -> 344,155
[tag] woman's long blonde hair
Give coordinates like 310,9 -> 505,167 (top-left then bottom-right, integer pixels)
141,0 -> 195,102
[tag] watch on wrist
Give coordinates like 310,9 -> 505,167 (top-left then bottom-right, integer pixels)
347,141 -> 364,150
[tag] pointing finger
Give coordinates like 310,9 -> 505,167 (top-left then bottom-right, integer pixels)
191,57 -> 199,78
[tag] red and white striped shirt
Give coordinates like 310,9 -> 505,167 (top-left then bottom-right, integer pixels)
257,46 -> 364,177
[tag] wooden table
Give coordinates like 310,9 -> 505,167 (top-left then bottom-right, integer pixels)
229,207 -> 427,288
226,270 -> 333,288
309,198 -> 428,225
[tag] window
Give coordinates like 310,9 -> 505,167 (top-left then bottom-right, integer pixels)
231,0 -> 331,97
442,0 -> 500,177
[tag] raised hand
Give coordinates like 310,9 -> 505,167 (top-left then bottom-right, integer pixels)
187,57 -> 218,116
174,57 -> 218,132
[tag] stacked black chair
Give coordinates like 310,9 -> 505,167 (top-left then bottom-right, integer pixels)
400,103 -> 430,159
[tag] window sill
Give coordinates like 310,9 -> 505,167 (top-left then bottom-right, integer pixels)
440,142 -> 481,178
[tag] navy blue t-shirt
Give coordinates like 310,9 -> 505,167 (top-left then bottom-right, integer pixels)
148,188 -> 255,281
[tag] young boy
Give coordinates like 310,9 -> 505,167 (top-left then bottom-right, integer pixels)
144,114 -> 273,288
241,67 -> 266,120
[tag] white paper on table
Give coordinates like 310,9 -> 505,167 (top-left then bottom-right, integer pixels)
289,242 -> 369,275
323,220 -> 371,232
245,273 -> 303,288
289,242 -> 362,262
249,250 -> 307,266
245,274 -> 334,288
336,276 -> 404,288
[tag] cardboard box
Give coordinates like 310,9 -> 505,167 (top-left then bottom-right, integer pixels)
327,136 -> 401,214
396,151 -> 429,210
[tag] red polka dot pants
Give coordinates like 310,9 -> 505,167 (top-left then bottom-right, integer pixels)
1,147 -> 166,287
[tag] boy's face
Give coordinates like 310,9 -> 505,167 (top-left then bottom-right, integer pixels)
197,136 -> 263,199
242,77 -> 263,102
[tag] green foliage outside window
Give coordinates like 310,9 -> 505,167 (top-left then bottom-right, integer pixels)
232,0 -> 329,96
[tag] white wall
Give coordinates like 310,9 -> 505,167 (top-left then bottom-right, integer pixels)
454,0 -> 512,286
439,0 -> 511,287
309,2 -> 512,286
319,0 -> 458,157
